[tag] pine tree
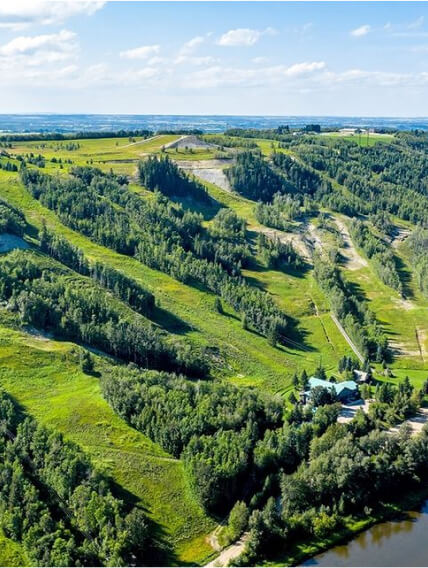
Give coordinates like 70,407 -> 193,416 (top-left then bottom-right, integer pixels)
214,297 -> 223,314
80,351 -> 94,374
241,313 -> 248,330
267,321 -> 279,347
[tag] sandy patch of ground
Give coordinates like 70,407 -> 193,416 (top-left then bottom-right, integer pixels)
389,339 -> 421,359
24,327 -> 54,342
416,327 -> 427,362
390,228 -> 411,249
0,233 -> 30,254
206,534 -> 248,567
338,399 -> 372,424
306,222 -> 324,253
390,408 -> 428,436
332,216 -> 368,270
392,297 -> 416,311
165,135 -> 216,150
192,169 -> 231,191
256,226 -> 312,260
178,160 -> 232,192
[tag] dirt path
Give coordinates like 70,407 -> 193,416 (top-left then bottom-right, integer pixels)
206,534 -> 248,567
121,134 -> 162,148
330,313 -> 364,363
333,216 -> 368,271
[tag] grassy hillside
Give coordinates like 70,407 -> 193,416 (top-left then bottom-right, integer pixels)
0,313 -> 214,565
2,129 -> 428,565
0,168 -> 347,391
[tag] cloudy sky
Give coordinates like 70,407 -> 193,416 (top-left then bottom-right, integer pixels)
1,1 -> 428,116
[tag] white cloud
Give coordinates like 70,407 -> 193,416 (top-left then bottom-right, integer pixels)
0,29 -> 78,67
175,54 -> 217,66
179,36 -> 205,55
284,61 -> 326,76
0,1 -> 104,31
188,60 -> 326,89
217,27 -> 277,47
147,56 -> 167,66
120,45 -> 160,60
350,25 -> 371,37
408,16 -> 424,29
252,57 -> 269,64
0,29 -> 76,56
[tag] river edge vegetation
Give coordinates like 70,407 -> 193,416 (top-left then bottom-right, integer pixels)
1,126 -> 428,566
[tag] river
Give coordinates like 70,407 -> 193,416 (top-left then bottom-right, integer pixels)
303,500 -> 428,566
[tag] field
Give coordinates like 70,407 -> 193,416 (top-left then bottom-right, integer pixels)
321,131 -> 394,147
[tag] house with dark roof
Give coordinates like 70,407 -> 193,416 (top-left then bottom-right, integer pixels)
304,377 -> 360,404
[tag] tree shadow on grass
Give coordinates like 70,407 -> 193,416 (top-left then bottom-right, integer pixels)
150,304 -> 193,335
1,392 -> 194,567
394,255 -> 414,300
169,193 -> 223,221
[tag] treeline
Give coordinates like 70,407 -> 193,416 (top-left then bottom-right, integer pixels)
293,138 -> 428,224
369,376 -> 421,426
0,198 -> 26,235
257,234 -> 303,271
138,156 -> 210,203
313,256 -> 388,362
39,225 -> 155,316
0,130 -> 153,142
201,135 -> 258,149
271,427 -> 428,565
225,152 -> 286,202
271,152 -> 330,196
0,390 -> 150,566
255,193 -> 317,230
101,366 -> 339,514
235,416 -> 428,565
349,220 -> 402,294
0,160 -> 18,172
21,167 -> 288,340
0,250 -> 205,377
157,129 -> 203,135
406,228 -> 428,297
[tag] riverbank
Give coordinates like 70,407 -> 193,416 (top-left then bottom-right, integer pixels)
262,483 -> 428,567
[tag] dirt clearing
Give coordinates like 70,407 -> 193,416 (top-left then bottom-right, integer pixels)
333,216 -> 368,270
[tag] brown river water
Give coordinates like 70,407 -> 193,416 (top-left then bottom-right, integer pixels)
302,500 -> 428,566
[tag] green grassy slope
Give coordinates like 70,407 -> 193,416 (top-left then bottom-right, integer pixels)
335,218 -> 428,374
0,315 -> 214,565
0,168 -> 335,392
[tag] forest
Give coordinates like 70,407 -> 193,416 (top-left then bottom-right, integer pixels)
0,390 -> 150,566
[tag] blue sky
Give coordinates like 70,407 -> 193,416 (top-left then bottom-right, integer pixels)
1,1 -> 428,116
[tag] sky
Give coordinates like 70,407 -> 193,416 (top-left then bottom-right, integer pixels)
2,1 -> 428,116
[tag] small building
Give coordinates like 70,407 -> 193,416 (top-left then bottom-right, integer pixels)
304,377 -> 359,404
339,128 -> 367,135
